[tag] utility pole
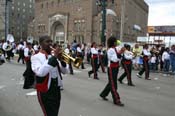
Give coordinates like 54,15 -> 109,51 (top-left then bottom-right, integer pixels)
120,0 -> 125,42
101,0 -> 106,46
5,0 -> 12,41
96,0 -> 114,46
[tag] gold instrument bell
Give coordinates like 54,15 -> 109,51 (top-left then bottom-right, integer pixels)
61,51 -> 83,68
50,47 -> 83,68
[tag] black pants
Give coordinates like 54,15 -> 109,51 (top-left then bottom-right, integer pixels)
69,61 -> 74,74
138,59 -> 149,79
97,56 -> 105,73
23,61 -> 35,89
119,62 -> 133,84
88,58 -> 98,78
100,67 -> 121,104
17,50 -> 24,64
37,79 -> 61,116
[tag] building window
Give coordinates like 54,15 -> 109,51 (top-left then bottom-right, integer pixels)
17,13 -> 20,18
12,6 -> 14,10
58,0 -> 60,4
29,5 -> 32,8
41,3 -> 44,9
22,15 -> 25,19
11,12 -> 14,16
51,1 -> 54,7
46,2 -> 48,8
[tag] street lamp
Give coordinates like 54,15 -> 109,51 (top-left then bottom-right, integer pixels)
5,0 -> 12,41
96,0 -> 114,46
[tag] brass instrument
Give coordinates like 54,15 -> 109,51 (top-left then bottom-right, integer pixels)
4,44 -> 12,51
30,48 -> 35,55
50,47 -> 82,68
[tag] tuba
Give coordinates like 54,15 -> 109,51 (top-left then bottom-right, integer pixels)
4,44 -> 12,51
27,36 -> 34,44
50,47 -> 83,68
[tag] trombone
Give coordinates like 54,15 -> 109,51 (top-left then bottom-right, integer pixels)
50,46 -> 82,68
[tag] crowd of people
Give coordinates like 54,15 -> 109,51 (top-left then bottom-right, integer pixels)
1,36 -> 175,115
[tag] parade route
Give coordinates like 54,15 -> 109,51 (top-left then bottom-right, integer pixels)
0,60 -> 175,116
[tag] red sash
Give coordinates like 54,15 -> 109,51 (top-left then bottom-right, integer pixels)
92,54 -> 98,59
36,74 -> 49,92
35,50 -> 49,92
123,60 -> 132,64
110,62 -> 119,68
143,56 -> 149,61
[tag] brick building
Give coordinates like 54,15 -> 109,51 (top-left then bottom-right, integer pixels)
0,0 -> 5,39
33,0 -> 148,45
9,0 -> 35,41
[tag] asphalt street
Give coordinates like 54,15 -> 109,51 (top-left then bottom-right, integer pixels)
0,59 -> 175,116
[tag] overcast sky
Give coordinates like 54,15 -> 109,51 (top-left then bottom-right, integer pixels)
144,0 -> 175,26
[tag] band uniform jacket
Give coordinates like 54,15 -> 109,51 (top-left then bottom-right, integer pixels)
123,50 -> 133,61
31,52 -> 69,92
107,48 -> 120,67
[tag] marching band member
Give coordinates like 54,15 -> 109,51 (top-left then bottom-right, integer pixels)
137,44 -> 151,80
2,40 -> 13,61
118,44 -> 135,86
65,44 -> 74,75
17,41 -> 25,64
97,44 -> 106,73
88,42 -> 99,79
132,44 -> 142,70
31,35 -> 69,116
23,42 -> 35,89
0,49 -> 5,65
77,44 -> 85,69
33,42 -> 39,54
100,36 -> 124,106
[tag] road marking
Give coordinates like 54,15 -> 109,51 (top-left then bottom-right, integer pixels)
124,81 -> 128,84
0,85 -> 6,90
155,86 -> 160,90
73,70 -> 82,73
154,78 -> 158,80
18,81 -> 24,85
26,91 -> 37,96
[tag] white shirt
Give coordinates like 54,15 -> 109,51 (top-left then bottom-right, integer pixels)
123,50 -> 133,60
77,47 -> 82,53
33,45 -> 39,51
143,49 -> 151,56
162,51 -> 170,61
91,47 -> 98,55
31,52 -> 69,88
107,48 -> 120,67
150,56 -> 156,63
24,47 -> 30,57
64,48 -> 70,54
17,44 -> 24,50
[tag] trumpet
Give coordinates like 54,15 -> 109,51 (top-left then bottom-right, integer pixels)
50,46 -> 82,68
